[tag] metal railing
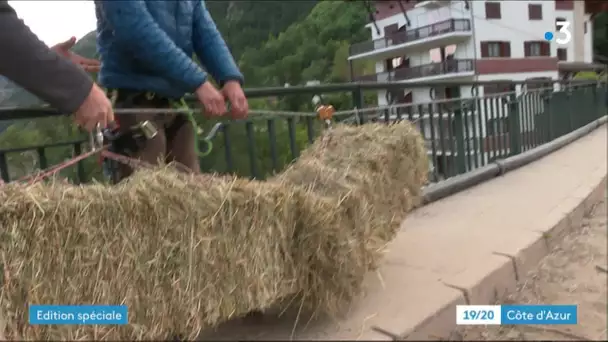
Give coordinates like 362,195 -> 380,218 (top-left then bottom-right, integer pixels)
0,80 -> 605,184
356,59 -> 475,82
349,18 -> 472,57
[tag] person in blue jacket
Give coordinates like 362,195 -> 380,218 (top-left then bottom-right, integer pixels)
95,0 -> 248,182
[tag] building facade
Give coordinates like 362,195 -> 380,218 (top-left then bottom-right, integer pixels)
348,0 -> 603,180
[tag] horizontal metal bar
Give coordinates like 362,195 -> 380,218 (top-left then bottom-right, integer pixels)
0,139 -> 85,154
196,79 -> 603,100
0,80 -> 601,122
422,115 -> 607,204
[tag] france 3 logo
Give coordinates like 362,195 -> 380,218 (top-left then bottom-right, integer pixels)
544,20 -> 572,45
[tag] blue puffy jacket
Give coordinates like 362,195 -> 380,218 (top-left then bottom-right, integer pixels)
95,0 -> 243,99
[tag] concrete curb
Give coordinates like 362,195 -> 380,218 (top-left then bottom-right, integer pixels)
402,171 -> 607,341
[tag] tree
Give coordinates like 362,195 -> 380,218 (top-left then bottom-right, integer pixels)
1,0 -> 376,181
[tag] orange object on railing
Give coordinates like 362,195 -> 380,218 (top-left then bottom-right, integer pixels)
316,104 -> 335,121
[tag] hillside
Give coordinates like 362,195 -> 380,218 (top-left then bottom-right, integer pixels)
206,0 -> 319,61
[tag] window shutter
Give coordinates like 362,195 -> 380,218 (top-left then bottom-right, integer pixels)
480,42 -> 489,57
502,42 -> 511,57
523,42 -> 530,57
541,42 -> 550,56
485,3 -> 501,19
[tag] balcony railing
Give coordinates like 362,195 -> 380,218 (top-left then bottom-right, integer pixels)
356,59 -> 475,82
349,18 -> 471,57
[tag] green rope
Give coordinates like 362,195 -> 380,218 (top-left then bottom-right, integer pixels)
105,89 -> 213,157
171,98 -> 213,157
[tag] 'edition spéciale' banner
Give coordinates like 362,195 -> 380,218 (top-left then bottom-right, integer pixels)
29,305 -> 128,325
456,305 -> 577,325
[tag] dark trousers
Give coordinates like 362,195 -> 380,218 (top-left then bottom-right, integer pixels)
112,91 -> 200,182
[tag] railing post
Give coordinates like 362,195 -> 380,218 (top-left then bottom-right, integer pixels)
353,85 -> 365,124
543,93 -> 553,142
453,106 -> 467,174
508,94 -> 522,156
74,142 -> 86,183
36,147 -> 48,170
0,152 -> 9,183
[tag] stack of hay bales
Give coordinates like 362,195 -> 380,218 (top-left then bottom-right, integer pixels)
0,122 -> 427,340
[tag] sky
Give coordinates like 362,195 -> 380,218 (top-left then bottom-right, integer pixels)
9,0 -> 96,46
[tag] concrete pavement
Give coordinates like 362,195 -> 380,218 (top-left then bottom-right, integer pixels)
200,124 -> 607,341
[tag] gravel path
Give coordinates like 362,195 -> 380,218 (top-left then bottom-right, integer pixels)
452,193 -> 607,341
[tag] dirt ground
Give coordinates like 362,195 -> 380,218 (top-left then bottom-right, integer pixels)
452,193 -> 607,341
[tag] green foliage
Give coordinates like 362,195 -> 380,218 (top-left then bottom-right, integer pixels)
206,0 -> 319,61
593,12 -> 608,61
238,0 -> 370,88
0,0 -> 373,181
573,71 -> 601,80
196,116 -> 318,179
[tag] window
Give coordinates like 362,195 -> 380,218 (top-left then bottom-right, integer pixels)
429,47 -> 442,62
488,43 -> 501,57
557,48 -> 567,61
480,41 -> 511,57
584,22 -> 587,34
525,77 -> 552,91
391,56 -> 409,69
485,2 -> 501,19
484,82 -> 516,95
524,41 -> 550,57
384,24 -> 399,37
556,17 -> 566,31
530,43 -> 541,56
528,4 -> 542,20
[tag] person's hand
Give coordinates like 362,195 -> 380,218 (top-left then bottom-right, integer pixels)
51,36 -> 101,73
222,81 -> 248,120
73,83 -> 114,132
195,81 -> 226,117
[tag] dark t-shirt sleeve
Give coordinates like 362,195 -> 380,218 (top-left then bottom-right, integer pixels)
0,0 -> 93,113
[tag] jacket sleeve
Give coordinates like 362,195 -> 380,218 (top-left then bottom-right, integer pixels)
192,1 -> 244,86
97,0 -> 207,93
0,0 -> 93,113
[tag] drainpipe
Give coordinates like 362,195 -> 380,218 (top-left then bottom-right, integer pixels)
469,0 -> 479,84
464,0 -> 479,170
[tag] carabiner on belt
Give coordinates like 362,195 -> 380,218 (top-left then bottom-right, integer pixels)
90,123 -> 104,152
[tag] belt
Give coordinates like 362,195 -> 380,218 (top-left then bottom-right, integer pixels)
106,89 -> 175,108
104,88 -> 212,158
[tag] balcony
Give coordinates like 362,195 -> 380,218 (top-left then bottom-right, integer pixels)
355,59 -> 475,83
349,19 -> 472,61
415,0 -> 452,9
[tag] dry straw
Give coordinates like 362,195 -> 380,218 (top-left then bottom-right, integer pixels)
0,122 -> 428,340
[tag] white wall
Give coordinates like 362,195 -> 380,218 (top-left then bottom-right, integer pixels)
584,14 -> 593,63
370,1 -> 560,144
572,0 -> 586,62
367,1 -> 472,40
555,10 -> 574,61
470,1 -> 556,59
477,71 -> 559,95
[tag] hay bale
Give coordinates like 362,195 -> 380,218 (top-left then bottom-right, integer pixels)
0,122 -> 427,340
277,123 -> 428,312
